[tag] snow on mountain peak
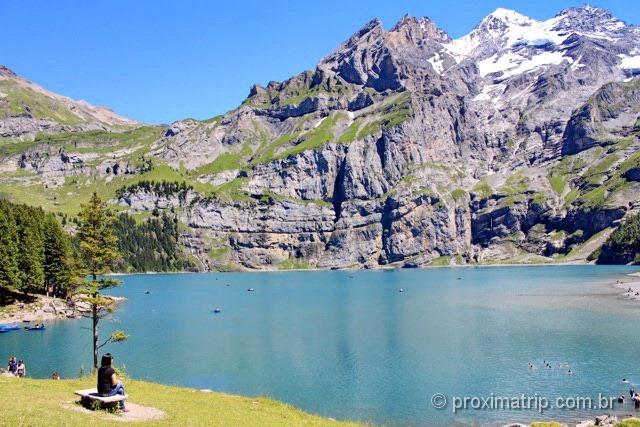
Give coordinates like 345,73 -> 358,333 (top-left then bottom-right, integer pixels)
443,5 -> 632,66
487,8 -> 532,23
443,9 -> 563,62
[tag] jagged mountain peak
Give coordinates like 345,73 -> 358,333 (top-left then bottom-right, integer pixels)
442,4 -> 637,73
552,4 -> 630,38
346,18 -> 384,44
557,4 -> 616,19
483,7 -> 534,25
390,14 -> 450,42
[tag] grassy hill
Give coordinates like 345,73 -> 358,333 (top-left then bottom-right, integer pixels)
0,377 -> 361,426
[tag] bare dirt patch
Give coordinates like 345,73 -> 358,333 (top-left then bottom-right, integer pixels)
62,401 -> 166,422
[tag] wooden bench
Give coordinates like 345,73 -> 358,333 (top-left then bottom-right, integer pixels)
74,388 -> 128,410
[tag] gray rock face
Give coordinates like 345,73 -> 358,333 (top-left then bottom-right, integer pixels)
118,188 -> 198,211
562,81 -> 640,155
169,5 -> 639,269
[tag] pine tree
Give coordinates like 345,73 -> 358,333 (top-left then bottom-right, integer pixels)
14,206 -> 45,293
0,202 -> 20,296
43,214 -> 76,298
77,192 -> 127,370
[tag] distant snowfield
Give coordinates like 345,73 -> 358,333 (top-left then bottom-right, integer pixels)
425,5 -> 637,102
478,50 -> 571,78
443,8 -> 568,62
619,54 -> 640,70
435,6 -> 630,79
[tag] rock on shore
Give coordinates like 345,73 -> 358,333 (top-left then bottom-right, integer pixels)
0,294 -> 124,324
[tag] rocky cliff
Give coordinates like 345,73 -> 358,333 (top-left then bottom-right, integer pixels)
1,5 -> 639,270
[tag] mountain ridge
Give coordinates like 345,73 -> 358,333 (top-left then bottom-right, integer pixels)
0,5 -> 639,271
0,64 -> 136,140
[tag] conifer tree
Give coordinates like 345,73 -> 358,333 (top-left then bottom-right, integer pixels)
0,202 -> 20,296
77,192 -> 127,369
14,206 -> 45,293
43,214 -> 76,298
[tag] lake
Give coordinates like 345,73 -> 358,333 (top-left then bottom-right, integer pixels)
2,265 -> 640,426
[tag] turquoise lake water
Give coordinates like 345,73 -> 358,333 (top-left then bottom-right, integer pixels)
2,265 -> 640,426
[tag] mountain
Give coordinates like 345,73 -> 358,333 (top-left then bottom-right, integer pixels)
0,65 -> 136,140
0,5 -> 639,271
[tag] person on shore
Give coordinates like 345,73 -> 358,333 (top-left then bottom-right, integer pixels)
7,356 -> 17,375
630,387 -> 635,398
16,360 -> 25,377
51,371 -> 60,380
97,353 -> 128,412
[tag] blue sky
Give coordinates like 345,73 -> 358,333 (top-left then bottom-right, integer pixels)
1,1 -> 637,124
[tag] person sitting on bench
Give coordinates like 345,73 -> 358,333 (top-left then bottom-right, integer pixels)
97,353 -> 128,412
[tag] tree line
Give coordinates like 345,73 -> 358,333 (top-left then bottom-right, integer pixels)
113,212 -> 193,272
0,199 -> 190,301
597,212 -> 640,264
115,179 -> 192,200
0,200 -> 77,300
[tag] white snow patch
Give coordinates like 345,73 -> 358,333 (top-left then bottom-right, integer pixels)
443,8 -> 627,65
478,50 -> 570,78
427,52 -> 444,74
619,54 -> 640,70
443,9 -> 567,62
473,83 -> 506,102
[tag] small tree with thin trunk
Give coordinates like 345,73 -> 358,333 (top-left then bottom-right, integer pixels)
77,192 -> 127,370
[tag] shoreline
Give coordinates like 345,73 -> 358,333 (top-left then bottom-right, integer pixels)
5,266 -> 637,322
0,294 -> 124,324
614,273 -> 640,301
107,260 -> 632,277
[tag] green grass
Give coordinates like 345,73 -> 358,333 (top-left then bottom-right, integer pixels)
354,95 -> 412,140
549,230 -> 565,242
0,80 -> 83,125
618,418 -> 640,426
251,132 -> 299,165
208,247 -> 230,259
500,172 -> 529,195
428,255 -> 451,266
193,151 -> 245,176
0,377 -> 359,426
531,192 -> 547,206
0,159 -> 217,216
209,177 -> 251,202
450,188 -> 467,201
564,188 -> 580,206
548,175 -> 566,195
356,120 -> 382,140
243,74 -> 351,109
278,258 -> 311,270
583,153 -> 620,182
278,78 -> 351,107
0,126 -> 162,158
472,178 -> 493,199
277,113 -> 344,159
608,137 -> 634,153
579,186 -> 607,210
338,120 -> 361,144
552,155 -> 586,176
